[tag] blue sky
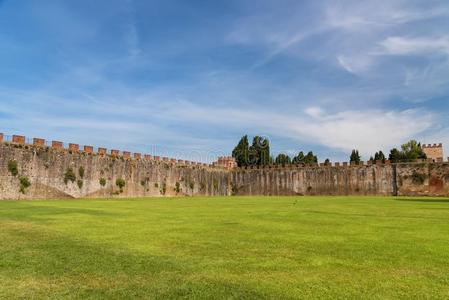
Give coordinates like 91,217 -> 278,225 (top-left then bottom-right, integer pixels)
1,0 -> 449,162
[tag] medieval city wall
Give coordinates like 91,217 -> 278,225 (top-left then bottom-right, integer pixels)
1,134 -> 449,199
0,142 -> 231,199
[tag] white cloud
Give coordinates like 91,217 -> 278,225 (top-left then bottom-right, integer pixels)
305,107 -> 324,118
289,109 -> 434,157
379,36 -> 449,55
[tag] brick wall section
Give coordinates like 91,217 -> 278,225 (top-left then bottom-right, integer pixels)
12,135 -> 25,144
84,146 -> 93,153
98,148 -> 107,155
52,141 -> 63,149
69,143 -> 79,152
33,138 -> 45,146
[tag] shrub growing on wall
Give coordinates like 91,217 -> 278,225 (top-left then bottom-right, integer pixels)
411,171 -> 426,185
175,182 -> 181,194
116,178 -> 126,193
160,182 -> 166,195
8,160 -> 18,176
64,168 -> 76,184
19,176 -> 31,194
99,178 -> 107,187
77,179 -> 83,189
79,166 -> 85,179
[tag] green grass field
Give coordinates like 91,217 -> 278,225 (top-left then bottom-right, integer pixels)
1,196 -> 449,299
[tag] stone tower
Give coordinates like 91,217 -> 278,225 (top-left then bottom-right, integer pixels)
422,143 -> 444,162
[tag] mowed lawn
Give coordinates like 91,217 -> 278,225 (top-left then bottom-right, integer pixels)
1,197 -> 449,299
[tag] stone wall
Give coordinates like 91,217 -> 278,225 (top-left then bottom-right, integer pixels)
1,141 -> 449,199
231,164 -> 395,196
0,143 -> 230,199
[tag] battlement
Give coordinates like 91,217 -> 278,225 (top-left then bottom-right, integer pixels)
422,143 -> 443,148
0,132 -> 211,168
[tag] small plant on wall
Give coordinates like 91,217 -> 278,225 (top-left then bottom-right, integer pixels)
64,168 -> 76,185
19,176 -> 31,194
8,160 -> 18,176
116,178 -> 126,193
79,166 -> 85,179
99,178 -> 107,187
77,179 -> 83,189
175,182 -> 181,194
160,182 -> 166,195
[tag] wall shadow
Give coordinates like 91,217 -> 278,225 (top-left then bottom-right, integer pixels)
394,198 -> 449,203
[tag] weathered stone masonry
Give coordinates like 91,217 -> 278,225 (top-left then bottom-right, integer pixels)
1,138 -> 449,199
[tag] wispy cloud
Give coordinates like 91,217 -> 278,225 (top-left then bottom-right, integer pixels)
379,36 -> 449,55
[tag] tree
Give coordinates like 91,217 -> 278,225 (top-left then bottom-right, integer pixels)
304,151 -> 318,164
401,140 -> 426,160
324,158 -> 330,165
373,151 -> 386,162
388,140 -> 427,162
350,149 -> 361,163
275,154 -> 291,165
248,136 -> 270,166
232,135 -> 249,167
388,148 -> 404,162
292,151 -> 317,164
292,151 -> 305,164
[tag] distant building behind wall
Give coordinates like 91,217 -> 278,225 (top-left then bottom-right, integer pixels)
214,156 -> 237,169
422,143 -> 444,162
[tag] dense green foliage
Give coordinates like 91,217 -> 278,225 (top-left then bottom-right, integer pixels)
115,178 -> 126,192
388,140 -> 427,162
7,160 -> 18,177
175,182 -> 181,194
18,176 -> 31,194
231,135 -> 249,167
79,166 -> 85,179
274,153 -> 291,165
370,151 -> 386,162
1,196 -> 449,299
292,151 -> 318,164
350,140 -> 427,163
99,178 -> 107,187
350,150 -> 361,163
232,135 -> 270,167
160,182 -> 167,195
232,135 -> 320,166
249,136 -> 270,166
64,168 -> 76,185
